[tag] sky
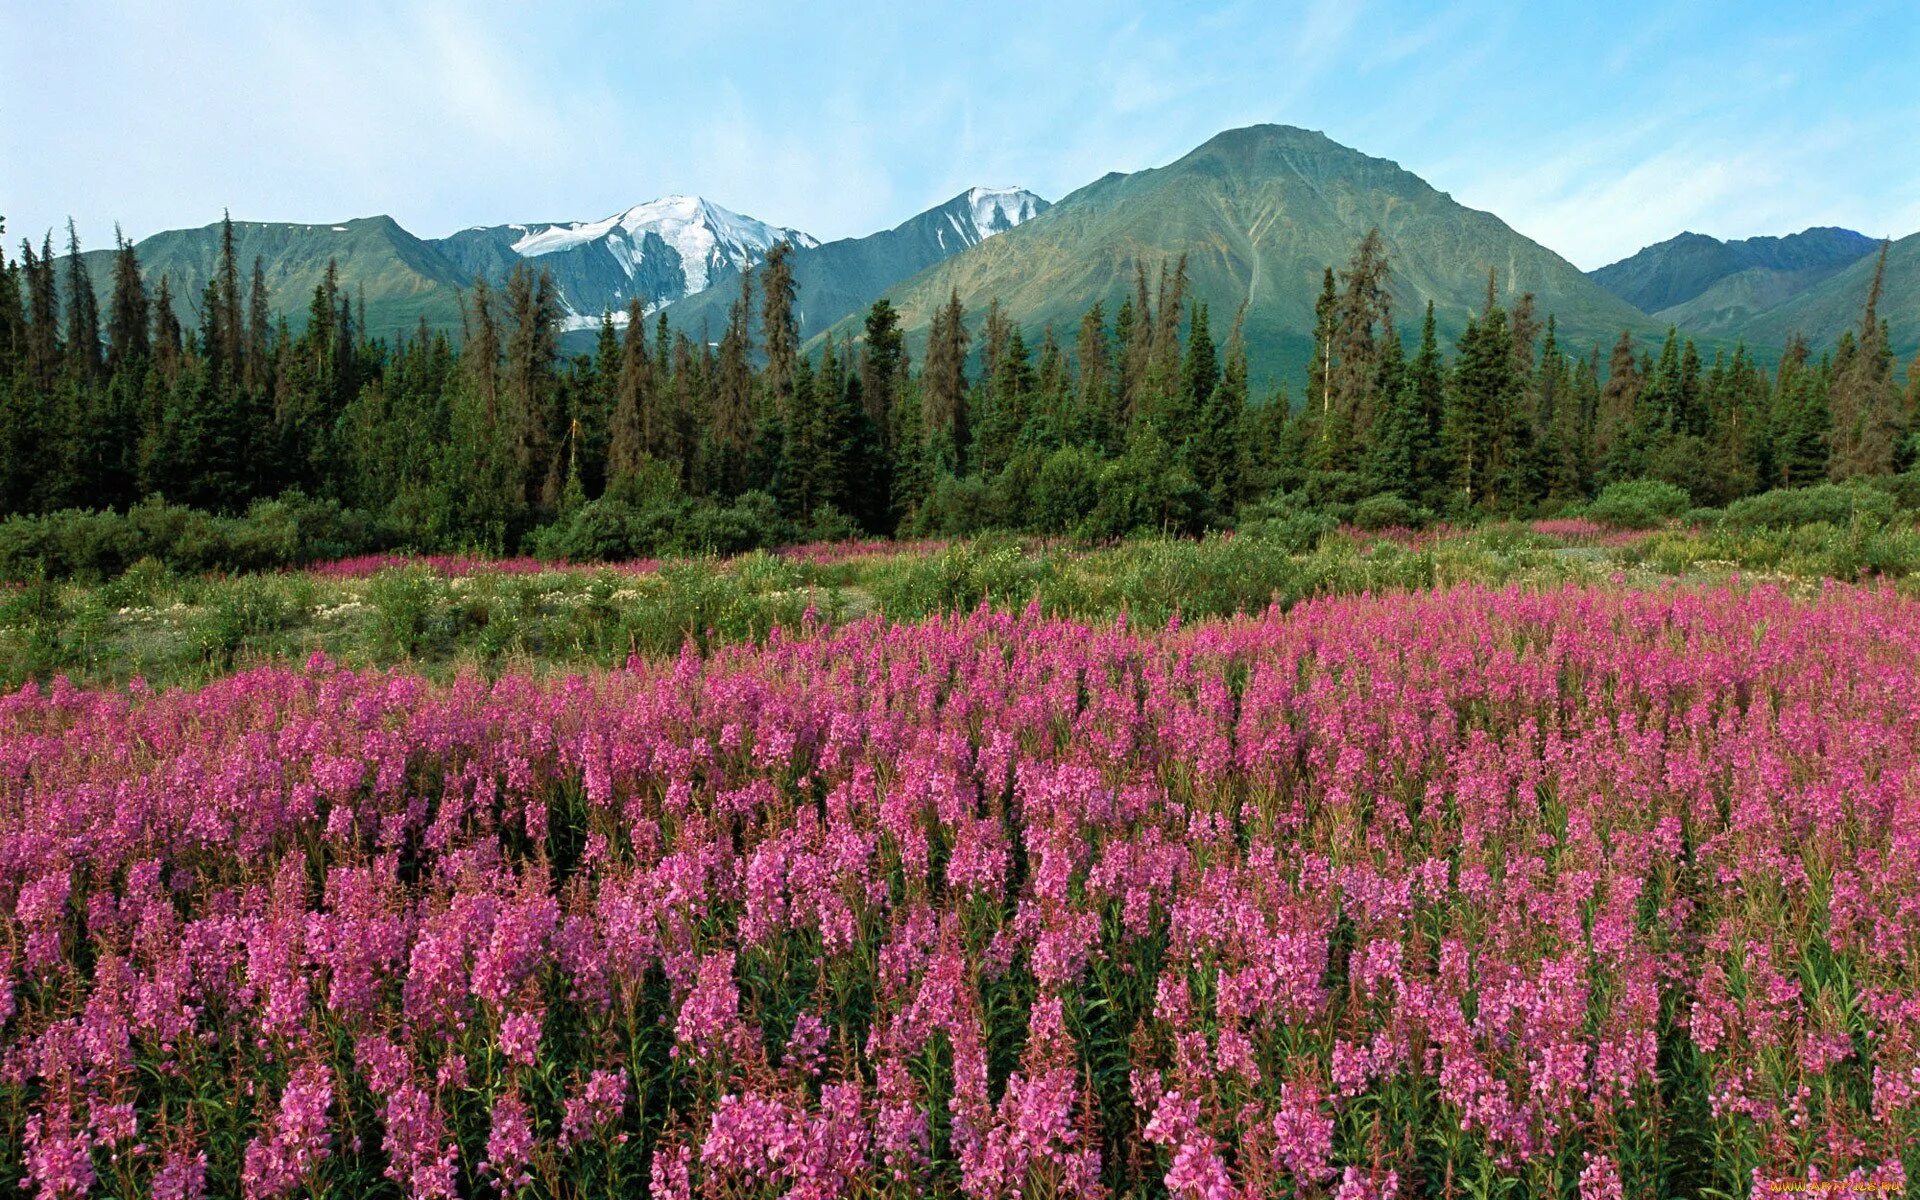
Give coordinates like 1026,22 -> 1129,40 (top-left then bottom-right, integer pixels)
5,0 -> 1918,270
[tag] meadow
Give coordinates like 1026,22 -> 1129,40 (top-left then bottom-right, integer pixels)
3,515 -> 1920,1197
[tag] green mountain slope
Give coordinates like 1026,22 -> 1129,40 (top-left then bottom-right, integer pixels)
73,216 -> 470,342
1726,233 -> 1920,359
1589,226 -> 1876,320
823,125 -> 1662,384
666,187 -> 1048,343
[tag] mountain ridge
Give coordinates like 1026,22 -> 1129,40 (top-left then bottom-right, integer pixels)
821,123 -> 1664,382
664,186 -> 1049,343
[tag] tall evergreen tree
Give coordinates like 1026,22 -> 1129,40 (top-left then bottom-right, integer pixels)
105,228 -> 150,372
62,220 -> 103,383
607,298 -> 658,491
761,242 -> 798,418
923,289 -> 970,475
1168,301 -> 1216,451
708,270 -> 755,496
1828,241 -> 1903,480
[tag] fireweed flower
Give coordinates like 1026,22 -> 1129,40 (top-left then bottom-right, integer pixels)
1,582 -> 1917,1192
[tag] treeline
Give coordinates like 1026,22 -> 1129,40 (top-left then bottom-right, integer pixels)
2,215 -> 1917,564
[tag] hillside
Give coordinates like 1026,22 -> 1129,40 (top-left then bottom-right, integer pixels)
1589,227 -> 1877,317
74,216 -> 470,341
1728,232 -> 1920,359
825,125 -> 1663,383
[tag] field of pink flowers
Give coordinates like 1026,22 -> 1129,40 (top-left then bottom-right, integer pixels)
1,581 -> 1915,1197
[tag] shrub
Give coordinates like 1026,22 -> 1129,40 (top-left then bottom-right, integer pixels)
1721,483 -> 1896,531
1353,492 -> 1417,531
1079,428 -> 1207,542
1856,471 -> 1920,513
193,576 -> 302,665
1587,480 -> 1691,529
1031,446 -> 1101,535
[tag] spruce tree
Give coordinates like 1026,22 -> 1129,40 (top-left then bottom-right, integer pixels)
1828,241 -> 1902,480
22,236 -> 61,394
1402,301 -> 1447,505
1193,306 -> 1247,507
709,271 -> 755,497
1442,291 -> 1521,511
105,228 -> 150,372
62,220 -> 103,383
607,299 -> 657,491
1595,332 -> 1642,481
1169,301 -> 1216,451
922,289 -> 970,475
761,242 -> 798,418
1304,266 -> 1338,462
1073,302 -> 1115,450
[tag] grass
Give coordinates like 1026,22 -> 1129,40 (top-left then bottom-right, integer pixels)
5,518 -> 1919,692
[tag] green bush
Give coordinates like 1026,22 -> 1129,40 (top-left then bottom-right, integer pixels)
1353,493 -> 1417,531
912,475 -> 997,537
193,575 -> 303,665
1079,428 -> 1207,542
0,494 -> 392,581
1587,480 -> 1692,529
366,568 -> 446,657
1856,471 -> 1920,513
1721,484 -> 1896,531
1031,447 -> 1101,535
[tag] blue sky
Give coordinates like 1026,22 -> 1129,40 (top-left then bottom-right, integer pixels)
5,0 -> 1918,269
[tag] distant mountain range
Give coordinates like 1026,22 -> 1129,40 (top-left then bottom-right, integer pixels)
824,124 -> 1664,382
664,187 -> 1048,343
433,196 -> 816,332
52,125 -> 1916,376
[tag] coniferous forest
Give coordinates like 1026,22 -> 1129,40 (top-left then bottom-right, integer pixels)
3,211 -> 1914,576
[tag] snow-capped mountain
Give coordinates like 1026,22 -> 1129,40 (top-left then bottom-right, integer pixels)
433,196 -> 816,331
664,186 -> 1051,342
938,187 -> 1049,253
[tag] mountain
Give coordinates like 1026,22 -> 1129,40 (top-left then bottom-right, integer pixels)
665,187 -> 1049,342
823,124 -> 1662,383
433,196 -> 815,330
1723,232 -> 1920,360
73,216 -> 471,341
1588,227 -> 1878,332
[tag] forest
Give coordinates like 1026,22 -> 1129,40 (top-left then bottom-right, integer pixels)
1,215 -> 1915,575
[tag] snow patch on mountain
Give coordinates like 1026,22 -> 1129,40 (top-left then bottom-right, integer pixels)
509,195 -> 816,296
964,187 -> 1044,241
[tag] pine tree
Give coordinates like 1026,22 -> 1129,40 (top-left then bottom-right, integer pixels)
1365,326 -> 1421,500
1403,302 -> 1447,505
607,299 -> 657,491
22,236 -> 61,394
1192,306 -> 1247,507
761,242 -> 798,419
923,289 -> 970,475
151,274 -> 183,380
1535,317 -> 1586,500
859,299 -> 905,445
1771,336 -> 1830,486
1120,263 -> 1154,427
1442,288 -> 1522,511
105,228 -> 150,373
1316,230 -> 1392,472
1595,332 -> 1642,481
245,256 -> 271,394
1828,241 -> 1902,480
62,220 -> 103,383
1304,266 -> 1338,461
1073,301 -> 1115,450
1167,301 -> 1216,452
